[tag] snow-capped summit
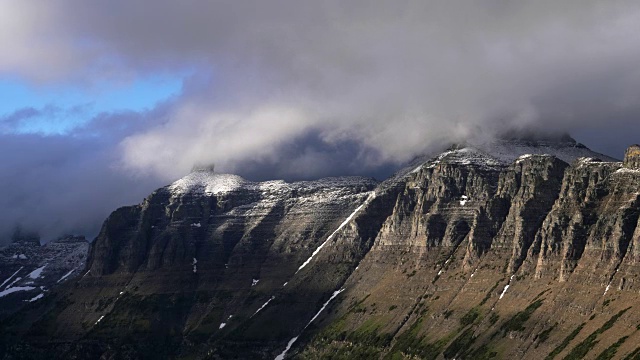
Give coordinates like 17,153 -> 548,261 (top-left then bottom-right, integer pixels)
463,136 -> 617,165
169,172 -> 249,195
403,134 -> 618,178
168,167 -> 378,198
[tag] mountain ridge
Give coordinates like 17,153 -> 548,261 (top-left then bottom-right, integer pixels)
2,136 -> 640,360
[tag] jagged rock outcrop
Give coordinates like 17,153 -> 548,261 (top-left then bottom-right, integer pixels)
624,144 -> 640,169
0,235 -> 89,318
4,139 -> 640,360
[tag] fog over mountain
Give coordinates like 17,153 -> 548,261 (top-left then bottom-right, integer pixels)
1,1 -> 640,243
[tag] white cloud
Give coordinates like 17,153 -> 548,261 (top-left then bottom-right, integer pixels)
1,1 -> 640,242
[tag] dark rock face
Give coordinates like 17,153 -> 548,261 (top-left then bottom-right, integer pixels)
624,144 -> 640,169
88,174 -> 379,278
4,138 -> 640,360
0,235 -> 89,318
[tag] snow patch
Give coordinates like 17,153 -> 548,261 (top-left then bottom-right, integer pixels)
616,168 -> 640,174
309,289 -> 345,324
169,173 -> 248,195
0,286 -> 36,298
28,265 -> 46,279
499,285 -> 510,300
437,254 -> 455,277
57,267 -> 79,283
6,277 -> 22,289
191,222 -> 202,227
95,315 -> 105,325
192,258 -> 198,273
459,195 -> 469,206
219,323 -> 226,329
253,296 -> 275,316
1,267 -> 23,288
275,337 -> 299,360
252,279 -> 259,286
296,192 -> 376,273
498,275 -> 515,300
275,289 -> 345,360
28,293 -> 44,302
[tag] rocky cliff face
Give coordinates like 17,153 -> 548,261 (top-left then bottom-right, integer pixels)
623,144 -> 640,169
0,235 -> 89,318
3,138 -> 640,360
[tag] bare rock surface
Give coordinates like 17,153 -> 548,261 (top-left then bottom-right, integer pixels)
624,144 -> 640,169
0,235 -> 89,318
3,139 -> 640,360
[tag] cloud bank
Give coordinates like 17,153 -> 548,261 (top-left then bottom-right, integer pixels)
2,1 -> 640,241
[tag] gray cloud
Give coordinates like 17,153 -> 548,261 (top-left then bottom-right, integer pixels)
0,127 -> 165,245
2,1 -> 640,241
69,0 -> 640,174
1,107 -> 40,125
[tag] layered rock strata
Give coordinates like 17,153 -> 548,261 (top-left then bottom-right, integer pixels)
3,140 -> 640,360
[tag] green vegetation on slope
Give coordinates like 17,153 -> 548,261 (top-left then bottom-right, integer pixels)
545,323 -> 586,360
562,308 -> 631,360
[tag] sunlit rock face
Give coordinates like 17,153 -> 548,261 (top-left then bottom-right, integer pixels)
5,137 -> 640,360
624,144 -> 640,169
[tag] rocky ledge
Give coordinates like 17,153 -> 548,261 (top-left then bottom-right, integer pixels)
0,235 -> 89,318
3,140 -> 640,360
624,144 -> 640,169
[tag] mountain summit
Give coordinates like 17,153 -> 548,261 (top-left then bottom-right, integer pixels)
2,138 -> 640,360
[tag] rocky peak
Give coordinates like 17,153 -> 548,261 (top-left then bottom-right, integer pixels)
10,228 -> 40,246
624,144 -> 640,169
6,137 -> 640,360
497,129 -> 579,145
52,235 -> 87,244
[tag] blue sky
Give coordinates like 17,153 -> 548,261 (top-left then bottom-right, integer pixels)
0,75 -> 183,135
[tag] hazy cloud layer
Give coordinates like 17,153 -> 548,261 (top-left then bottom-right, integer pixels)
2,1 -> 640,241
0,132 -> 164,243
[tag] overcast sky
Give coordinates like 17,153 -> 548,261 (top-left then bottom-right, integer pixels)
1,1 -> 640,243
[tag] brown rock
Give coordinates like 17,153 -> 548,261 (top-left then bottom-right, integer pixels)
624,144 -> 640,169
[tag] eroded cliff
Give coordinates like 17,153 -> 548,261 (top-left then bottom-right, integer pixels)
2,138 -> 640,360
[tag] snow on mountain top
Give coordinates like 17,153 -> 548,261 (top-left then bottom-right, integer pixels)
169,172 -> 248,195
410,138 -> 618,173
615,167 -> 640,175
168,170 -> 377,196
168,137 -> 617,195
469,139 -> 617,165
432,148 -> 503,169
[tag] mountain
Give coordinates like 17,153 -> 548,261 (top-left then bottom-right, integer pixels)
0,236 -> 89,318
2,137 -> 640,360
